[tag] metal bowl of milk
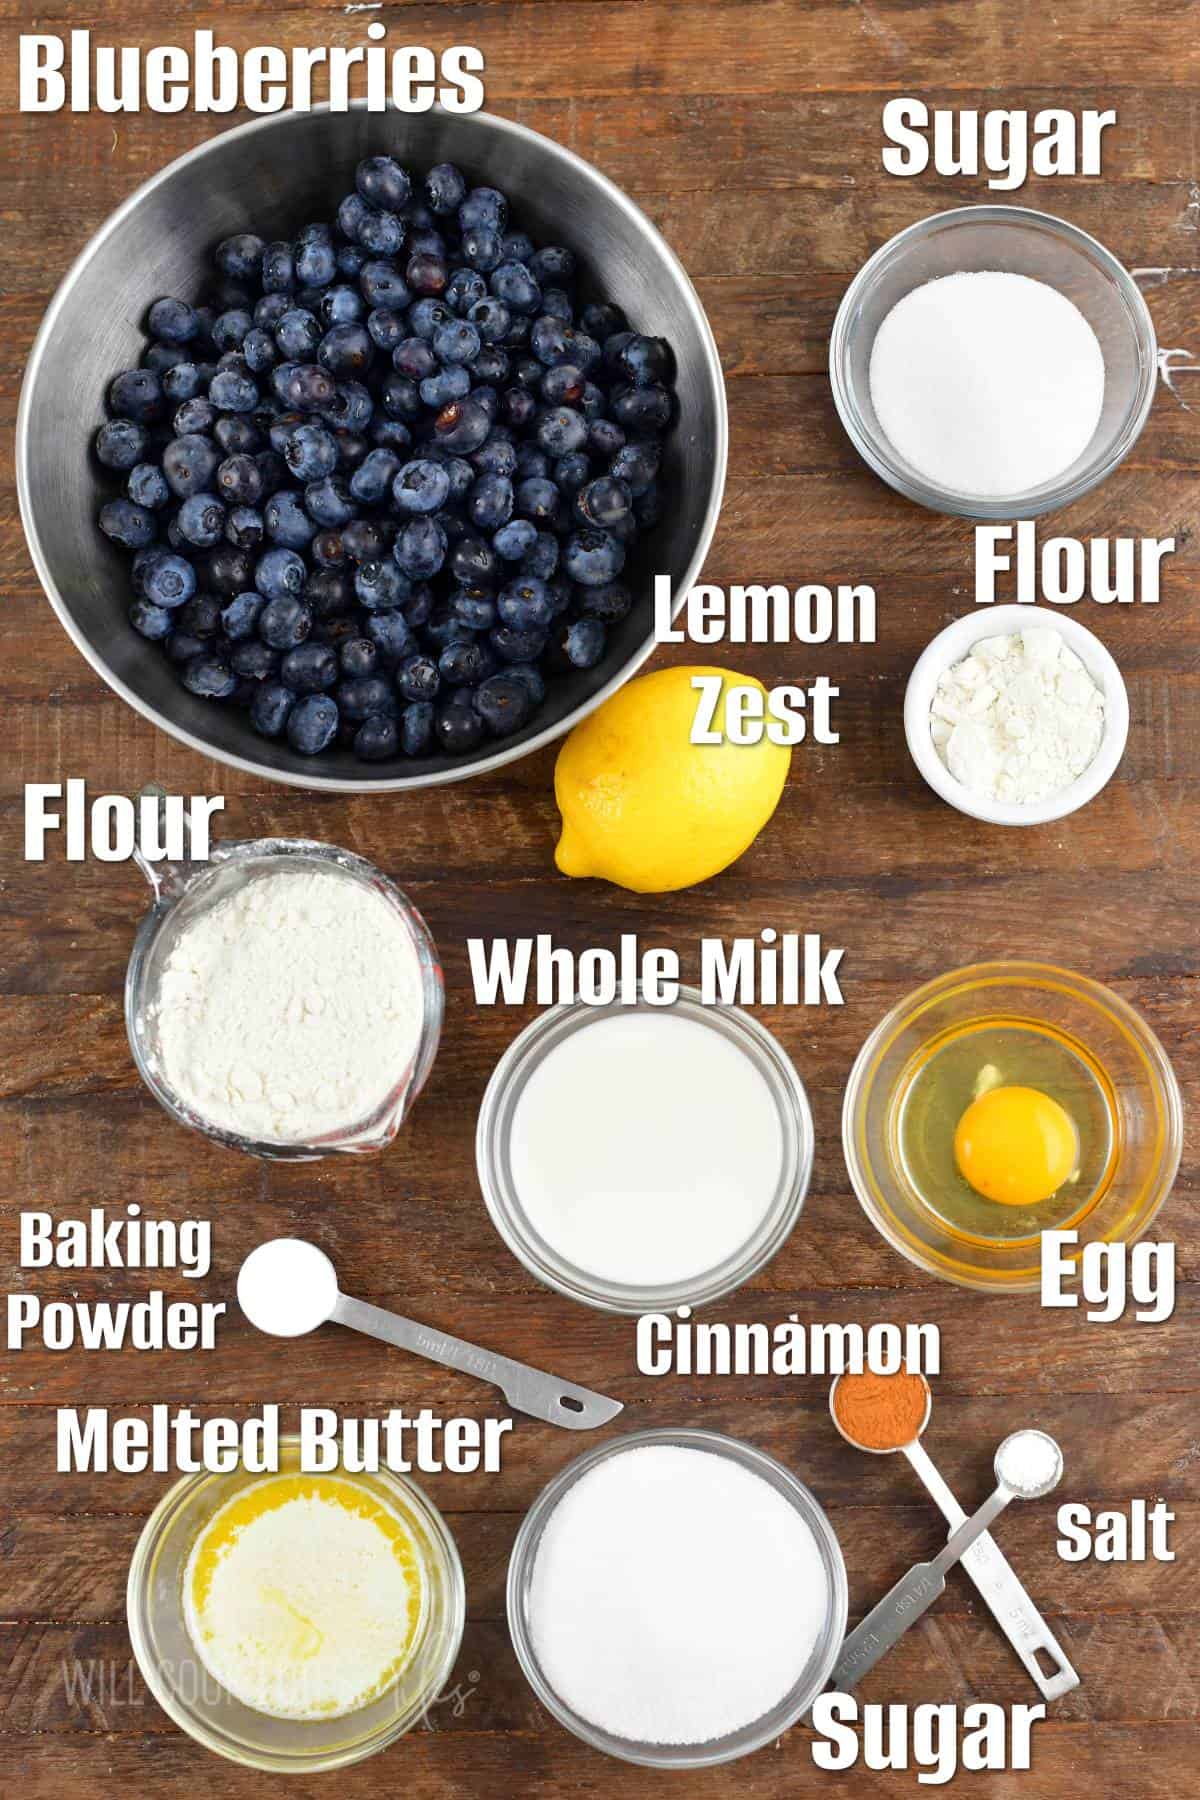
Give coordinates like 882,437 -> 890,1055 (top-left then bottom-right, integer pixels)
125,815 -> 443,1160
476,990 -> 814,1312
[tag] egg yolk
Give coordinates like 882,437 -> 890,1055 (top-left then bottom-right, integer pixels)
953,1084 -> 1078,1207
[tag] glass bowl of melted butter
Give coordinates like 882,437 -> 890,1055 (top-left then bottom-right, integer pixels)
842,961 -> 1182,1292
127,1440 -> 465,1770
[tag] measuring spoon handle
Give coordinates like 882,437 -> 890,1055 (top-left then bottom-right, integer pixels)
829,1561 -> 948,1692
331,1293 -> 624,1431
905,1441 -> 1079,1701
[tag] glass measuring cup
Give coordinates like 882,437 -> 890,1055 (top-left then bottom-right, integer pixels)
124,789 -> 443,1160
829,1372 -> 1078,1701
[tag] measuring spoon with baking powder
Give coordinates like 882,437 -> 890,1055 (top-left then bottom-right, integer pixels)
828,1430 -> 1065,1696
237,1237 -> 623,1431
830,1374 -> 1078,1700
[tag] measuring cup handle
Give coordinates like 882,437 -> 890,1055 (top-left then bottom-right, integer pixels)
131,783 -> 202,902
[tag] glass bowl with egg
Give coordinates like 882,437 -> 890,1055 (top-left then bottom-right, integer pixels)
126,1439 -> 466,1772
842,961 -> 1182,1292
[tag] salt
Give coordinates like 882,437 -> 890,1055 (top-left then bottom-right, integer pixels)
869,270 -> 1105,498
528,1445 -> 830,1745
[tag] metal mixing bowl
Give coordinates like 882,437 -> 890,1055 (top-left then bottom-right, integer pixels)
18,105 -> 727,791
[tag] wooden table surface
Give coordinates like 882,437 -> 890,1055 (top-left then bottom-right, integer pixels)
3,2 -> 1199,1795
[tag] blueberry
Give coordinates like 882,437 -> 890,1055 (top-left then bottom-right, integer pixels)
446,268 -> 488,315
490,623 -> 547,663
561,616 -> 607,668
611,440 -> 660,495
142,342 -> 188,374
554,452 -> 590,497
307,567 -> 353,614
524,536 -> 562,582
323,382 -> 373,434
475,671 -> 535,736
182,654 -> 237,698
322,284 -> 366,327
255,546 -> 307,602
303,475 -> 353,529
295,235 -> 337,289
588,417 -> 626,459
173,397 -> 217,438
472,434 -> 518,477
612,383 -> 672,433
226,505 -> 265,550
100,498 -> 156,549
395,516 -> 447,580
265,489 -> 316,548
615,333 -> 675,387
215,415 -> 262,455
350,447 -> 401,504
355,712 -> 400,761
231,640 -> 278,680
109,367 -> 163,422
340,636 -> 379,678
357,155 -> 412,212
448,534 -> 499,588
394,652 -> 441,701
262,242 -> 296,293
217,233 -> 267,283
365,609 -> 416,661
359,209 -> 405,257
506,661 -> 547,706
382,373 -> 422,422
393,458 -> 451,514
128,598 -> 174,640
255,450 -> 288,497
460,187 -> 508,235
287,693 -> 339,754
497,577 -> 554,631
535,406 -> 587,457
209,366 -> 259,412
451,588 -> 497,629
432,318 -> 481,366
128,463 -> 170,509
576,474 -> 632,528
468,473 -> 514,532
212,308 -> 253,352
338,192 -> 370,239
253,293 -> 290,331
540,288 -> 574,324
401,700 -> 436,756
563,528 -> 626,586
217,453 -> 265,505
242,328 -> 278,375
341,518 -> 388,565
515,476 -> 559,525
276,362 -> 337,412
494,518 -> 538,562
424,162 -> 466,215
461,226 -> 502,273
339,241 -> 367,275
249,680 -> 295,737
162,361 -> 202,404
333,430 -> 370,472
205,545 -> 255,596
138,551 -> 196,609
319,322 -> 373,379
173,592 -> 221,636
355,560 -> 410,610
337,675 -> 396,720
176,494 -> 226,549
258,593 -> 312,650
432,397 -> 491,454
420,365 -> 471,408
529,244 -> 576,286
530,317 -> 568,368
360,261 -> 410,309
275,307 -> 322,360
435,700 -> 486,754
366,306 -> 407,352
578,579 -> 632,622
221,591 -> 264,640
490,261 -> 541,315
281,642 -> 338,692
503,386 -> 537,430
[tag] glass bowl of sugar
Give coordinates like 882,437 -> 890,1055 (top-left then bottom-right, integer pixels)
830,204 -> 1157,519
476,989 -> 814,1312
506,1428 -> 848,1768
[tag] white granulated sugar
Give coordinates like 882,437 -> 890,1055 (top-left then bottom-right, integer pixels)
154,864 -> 424,1143
930,628 -> 1105,805
869,270 -> 1105,497
528,1445 -> 829,1746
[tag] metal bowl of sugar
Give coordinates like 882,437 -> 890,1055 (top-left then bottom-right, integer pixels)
506,1428 -> 848,1768
124,814 -> 443,1160
830,204 -> 1157,519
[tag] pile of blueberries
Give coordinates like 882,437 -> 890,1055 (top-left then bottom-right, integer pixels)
95,154 -> 675,762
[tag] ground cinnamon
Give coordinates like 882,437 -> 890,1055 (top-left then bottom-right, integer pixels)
832,1366 -> 930,1450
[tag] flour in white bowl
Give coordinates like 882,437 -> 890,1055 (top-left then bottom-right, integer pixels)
153,862 -> 426,1143
930,627 -> 1105,805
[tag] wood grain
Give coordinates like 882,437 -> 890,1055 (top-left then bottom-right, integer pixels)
2,0 -> 1199,1795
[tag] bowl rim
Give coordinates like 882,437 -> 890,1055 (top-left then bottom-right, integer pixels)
828,202 -> 1158,521
16,100 -> 728,792
505,1426 -> 849,1768
902,603 -> 1131,825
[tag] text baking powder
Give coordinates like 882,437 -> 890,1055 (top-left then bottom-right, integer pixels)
153,863 -> 425,1143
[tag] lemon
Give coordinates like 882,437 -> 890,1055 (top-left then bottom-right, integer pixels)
553,666 -> 791,893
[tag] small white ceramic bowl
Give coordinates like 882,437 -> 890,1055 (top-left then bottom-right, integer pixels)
903,604 -> 1129,826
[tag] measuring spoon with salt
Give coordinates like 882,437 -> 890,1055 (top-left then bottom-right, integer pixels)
830,1374 -> 1078,1700
237,1237 -> 623,1431
828,1430 -> 1065,1696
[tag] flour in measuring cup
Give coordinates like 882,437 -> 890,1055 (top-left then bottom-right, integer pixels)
153,864 -> 425,1143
